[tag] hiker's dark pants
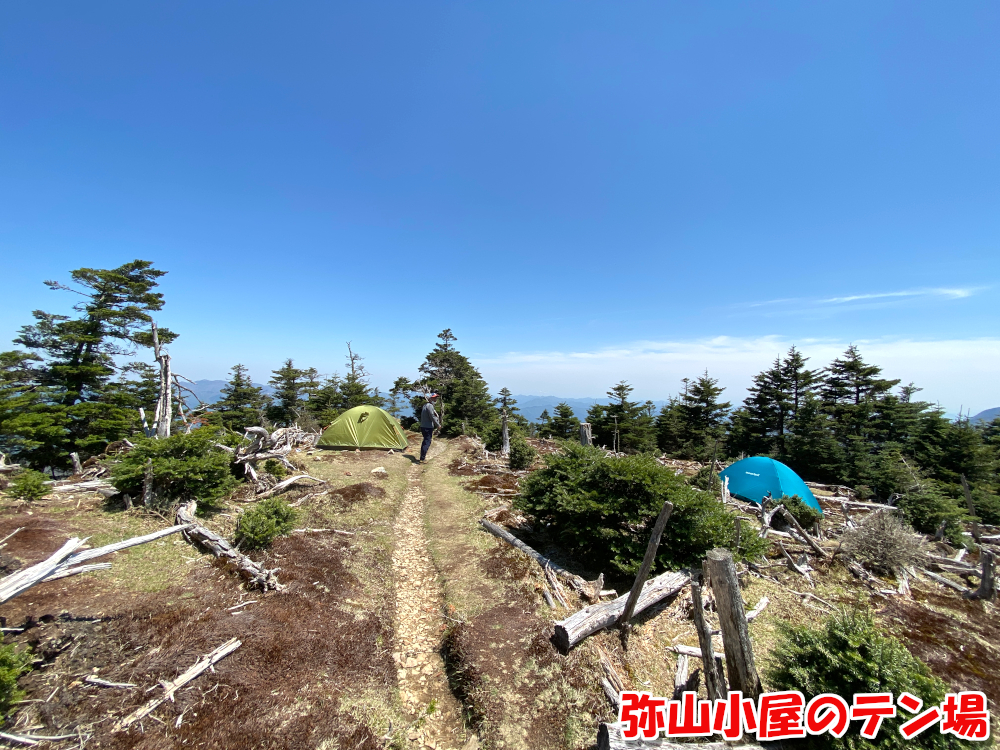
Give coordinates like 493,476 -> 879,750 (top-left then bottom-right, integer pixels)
420,428 -> 434,460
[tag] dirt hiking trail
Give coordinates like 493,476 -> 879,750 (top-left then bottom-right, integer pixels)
392,443 -> 471,749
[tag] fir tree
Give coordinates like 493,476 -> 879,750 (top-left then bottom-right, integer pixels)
549,402 -> 580,440
415,330 -> 494,437
659,372 -> 731,460
587,381 -> 656,453
3,260 -> 174,467
267,359 -> 306,426
536,408 -> 553,437
213,365 -> 270,432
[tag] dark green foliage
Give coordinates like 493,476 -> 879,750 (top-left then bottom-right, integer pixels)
0,643 -> 31,715
767,609 -> 964,750
587,381 -> 657,454
1,261 -> 174,468
6,469 -> 50,501
413,330 -> 496,437
898,483 -> 967,543
263,459 -> 288,479
110,431 -> 239,508
267,359 -> 307,426
655,372 -> 730,460
774,494 -> 822,528
212,365 -> 270,432
508,435 -> 536,470
971,488 -> 1000,526
516,444 -> 765,575
549,403 -> 580,440
234,498 -> 298,550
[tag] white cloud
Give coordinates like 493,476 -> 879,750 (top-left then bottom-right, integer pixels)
477,336 -> 1000,414
747,286 -> 983,311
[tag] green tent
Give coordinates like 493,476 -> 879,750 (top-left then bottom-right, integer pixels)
317,405 -> 409,450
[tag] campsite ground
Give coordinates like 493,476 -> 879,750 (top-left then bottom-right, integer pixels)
0,437 -> 997,749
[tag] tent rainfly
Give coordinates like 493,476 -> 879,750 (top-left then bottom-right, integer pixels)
317,405 -> 408,451
718,456 -> 822,514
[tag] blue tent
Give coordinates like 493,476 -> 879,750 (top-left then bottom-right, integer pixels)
718,456 -> 822,514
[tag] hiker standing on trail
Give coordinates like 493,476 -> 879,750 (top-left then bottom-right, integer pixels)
419,393 -> 442,462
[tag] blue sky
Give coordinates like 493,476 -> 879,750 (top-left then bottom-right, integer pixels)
1,2 -> 998,412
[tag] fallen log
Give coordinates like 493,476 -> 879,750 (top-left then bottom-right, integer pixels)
920,569 -> 968,595
965,550 -> 995,601
553,570 -> 690,652
479,518 -> 601,599
253,474 -> 327,500
46,479 -> 117,498
175,501 -> 283,591
0,525 -> 191,605
777,507 -> 828,558
114,638 -> 242,731
85,675 -> 136,689
597,723 -> 760,750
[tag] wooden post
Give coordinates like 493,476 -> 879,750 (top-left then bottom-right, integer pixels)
618,501 -> 673,646
706,548 -> 761,699
579,422 -> 592,447
690,579 -> 725,700
960,475 -> 981,543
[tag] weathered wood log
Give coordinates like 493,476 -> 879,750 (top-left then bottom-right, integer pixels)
176,501 -> 282,590
553,570 -> 690,652
960,475 -> 981,543
69,452 -> 83,475
0,453 -> 20,474
580,422 -> 592,447
479,518 -> 592,592
691,580 -> 725,700
47,479 -> 117,497
0,524 -> 190,604
746,595 -> 769,621
85,675 -> 136,689
114,638 -> 241,731
619,501 -> 673,644
920,568 -> 968,594
0,731 -> 80,745
596,723 -> 760,750
778,507 -> 828,558
965,550 -> 995,601
253,474 -> 327,500
706,548 -> 761,700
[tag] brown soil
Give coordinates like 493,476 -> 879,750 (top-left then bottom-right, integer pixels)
464,474 -> 518,493
881,592 -> 1000,703
447,459 -> 477,477
331,482 -> 387,506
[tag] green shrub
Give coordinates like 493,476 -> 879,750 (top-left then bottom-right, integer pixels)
110,430 -> 239,509
767,609 -> 964,750
774,494 -> 823,528
516,444 -> 766,575
508,436 -> 537,471
234,498 -> 298,550
897,483 -> 967,544
262,459 -> 288,479
0,643 -> 31,715
6,469 -> 50,502
971,488 -> 1000,526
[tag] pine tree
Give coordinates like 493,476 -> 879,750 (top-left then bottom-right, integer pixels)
339,343 -> 384,412
4,260 -> 174,467
494,387 -> 519,415
536,408 -> 553,437
587,381 -> 656,453
672,371 -> 731,460
549,402 -> 580,440
213,365 -> 270,432
415,330 -> 494,437
267,359 -> 306,426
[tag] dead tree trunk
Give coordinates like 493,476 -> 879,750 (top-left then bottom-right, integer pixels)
966,550 -> 996,601
706,548 -> 761,700
501,409 -> 510,456
691,580 -> 726,700
175,501 -> 283,590
596,723 -> 758,750
554,571 -> 689,652
142,459 -> 154,507
618,501 -> 673,646
69,452 -> 83,475
151,322 -> 172,439
580,422 -> 592,447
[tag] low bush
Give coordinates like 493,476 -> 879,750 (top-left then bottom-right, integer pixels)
508,436 -> 536,471
234,498 -> 298,550
841,511 -> 924,576
971,488 -> 1000,526
516,444 -> 766,575
5,469 -> 49,502
774,494 -> 823,528
110,430 -> 240,509
0,643 -> 31,716
897,483 -> 967,545
767,609 -> 963,750
262,459 -> 288,479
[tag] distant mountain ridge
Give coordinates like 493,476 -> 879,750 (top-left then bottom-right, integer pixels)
184,379 -> 274,407
972,407 -> 1000,424
510,395 -> 671,423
